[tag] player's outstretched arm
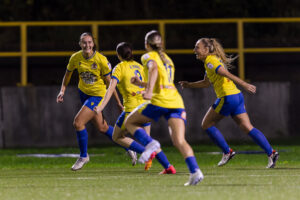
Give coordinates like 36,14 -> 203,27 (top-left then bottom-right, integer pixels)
56,70 -> 73,103
178,75 -> 210,89
217,66 -> 256,94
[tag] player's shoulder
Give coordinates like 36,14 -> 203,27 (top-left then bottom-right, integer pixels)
206,55 -> 222,67
70,50 -> 82,60
141,51 -> 156,61
94,51 -> 108,61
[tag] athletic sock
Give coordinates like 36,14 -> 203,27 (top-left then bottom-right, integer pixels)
133,128 -> 153,146
76,129 -> 88,157
129,141 -> 145,154
156,151 -> 171,169
206,126 -> 230,154
248,128 -> 273,156
185,156 -> 199,173
104,125 -> 129,151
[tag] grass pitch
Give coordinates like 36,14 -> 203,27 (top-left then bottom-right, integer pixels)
0,144 -> 299,200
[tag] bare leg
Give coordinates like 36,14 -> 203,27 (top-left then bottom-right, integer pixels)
168,118 -> 193,159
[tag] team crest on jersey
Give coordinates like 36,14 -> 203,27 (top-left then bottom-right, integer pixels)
91,62 -> 98,70
207,63 -> 214,69
78,62 -> 81,66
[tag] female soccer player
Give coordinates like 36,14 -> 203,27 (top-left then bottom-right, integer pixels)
124,30 -> 204,186
94,42 -> 176,174
179,38 -> 279,168
56,32 -> 135,171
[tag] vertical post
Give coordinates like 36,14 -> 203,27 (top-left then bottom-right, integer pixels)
92,23 -> 99,50
20,24 -> 27,86
237,20 -> 245,80
159,22 -> 166,48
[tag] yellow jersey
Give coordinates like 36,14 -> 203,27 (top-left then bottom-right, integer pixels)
112,60 -> 146,112
205,55 -> 240,98
67,50 -> 111,97
141,51 -> 184,109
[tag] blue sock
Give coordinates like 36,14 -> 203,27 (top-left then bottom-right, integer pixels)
104,125 -> 114,140
206,126 -> 230,154
133,128 -> 153,146
248,128 -> 273,156
105,125 -> 129,151
76,129 -> 88,157
156,151 -> 170,169
185,156 -> 199,173
129,141 -> 145,154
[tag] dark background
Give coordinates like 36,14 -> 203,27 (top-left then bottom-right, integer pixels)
1,0 -> 300,86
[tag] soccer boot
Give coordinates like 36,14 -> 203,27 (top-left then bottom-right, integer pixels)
71,155 -> 90,171
218,149 -> 236,166
184,169 -> 204,186
138,140 -> 160,164
127,150 -> 137,166
159,165 -> 176,175
144,152 -> 157,171
266,150 -> 279,168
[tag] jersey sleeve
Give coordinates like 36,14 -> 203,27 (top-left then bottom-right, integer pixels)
111,64 -> 122,83
141,53 -> 151,67
206,57 -> 223,74
66,54 -> 77,71
100,56 -> 112,76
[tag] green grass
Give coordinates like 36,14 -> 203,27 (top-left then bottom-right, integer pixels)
0,144 -> 300,200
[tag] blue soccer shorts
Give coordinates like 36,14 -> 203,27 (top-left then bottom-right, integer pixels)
116,111 -> 151,130
212,92 -> 246,116
78,89 -> 103,111
136,102 -> 186,123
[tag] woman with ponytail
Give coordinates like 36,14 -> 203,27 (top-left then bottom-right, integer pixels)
179,38 -> 279,168
125,30 -> 204,186
94,42 -> 175,173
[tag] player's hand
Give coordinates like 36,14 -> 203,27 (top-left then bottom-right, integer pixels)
131,75 -> 142,86
94,106 -> 102,114
243,83 -> 256,94
178,81 -> 189,89
142,91 -> 152,100
56,91 -> 64,103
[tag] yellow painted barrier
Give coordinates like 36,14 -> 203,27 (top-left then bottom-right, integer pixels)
1,18 -> 300,86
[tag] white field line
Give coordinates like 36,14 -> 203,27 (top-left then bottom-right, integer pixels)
16,153 -> 105,158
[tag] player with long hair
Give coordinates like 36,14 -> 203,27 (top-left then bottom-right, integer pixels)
179,38 -> 279,168
124,30 -> 204,186
56,32 -> 136,171
94,42 -> 176,173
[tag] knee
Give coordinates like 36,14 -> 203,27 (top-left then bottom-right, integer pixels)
239,123 -> 253,134
99,125 -> 109,133
73,118 -> 84,130
172,139 -> 186,149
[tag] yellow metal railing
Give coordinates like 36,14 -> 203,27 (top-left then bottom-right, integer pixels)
1,18 -> 300,86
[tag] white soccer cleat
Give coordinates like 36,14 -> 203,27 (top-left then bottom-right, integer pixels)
71,155 -> 90,171
127,150 -> 137,166
138,140 -> 160,164
218,149 -> 236,167
184,169 -> 204,186
266,150 -> 279,168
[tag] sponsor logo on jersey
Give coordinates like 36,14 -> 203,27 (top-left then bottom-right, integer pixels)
80,72 -> 97,84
